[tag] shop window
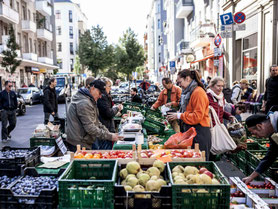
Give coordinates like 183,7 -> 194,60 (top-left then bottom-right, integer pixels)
243,33 -> 257,50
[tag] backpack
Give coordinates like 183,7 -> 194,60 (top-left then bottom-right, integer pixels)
223,88 -> 233,103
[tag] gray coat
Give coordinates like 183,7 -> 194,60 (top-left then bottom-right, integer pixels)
66,88 -> 112,149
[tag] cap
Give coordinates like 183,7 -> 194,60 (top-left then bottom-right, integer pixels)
90,80 -> 106,94
245,114 -> 268,128
240,79 -> 249,85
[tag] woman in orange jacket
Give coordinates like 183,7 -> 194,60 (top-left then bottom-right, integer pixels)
167,69 -> 211,160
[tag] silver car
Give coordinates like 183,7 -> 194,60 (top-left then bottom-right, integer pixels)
17,87 -> 42,105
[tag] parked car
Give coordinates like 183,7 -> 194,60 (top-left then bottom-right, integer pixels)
17,87 -> 41,105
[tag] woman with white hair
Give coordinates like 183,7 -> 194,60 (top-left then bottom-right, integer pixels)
93,77 -> 123,149
207,76 -> 234,127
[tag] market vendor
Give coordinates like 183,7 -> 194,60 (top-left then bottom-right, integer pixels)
243,112 -> 278,184
151,77 -> 182,132
65,80 -> 123,152
166,69 -> 211,160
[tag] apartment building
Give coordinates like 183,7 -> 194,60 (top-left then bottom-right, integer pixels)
0,0 -> 57,89
54,0 -> 87,75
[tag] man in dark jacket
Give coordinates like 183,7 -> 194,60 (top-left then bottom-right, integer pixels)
131,88 -> 142,103
0,81 -> 17,142
139,79 -> 150,93
43,78 -> 58,124
94,78 -> 123,149
243,112 -> 278,184
262,65 -> 278,113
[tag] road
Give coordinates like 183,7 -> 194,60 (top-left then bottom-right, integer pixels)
0,103 -> 66,148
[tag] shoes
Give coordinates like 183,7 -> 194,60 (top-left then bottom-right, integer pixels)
2,139 -> 7,143
7,134 -> 11,140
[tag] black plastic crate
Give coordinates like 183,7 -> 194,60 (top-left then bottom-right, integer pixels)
0,147 -> 40,176
0,168 -> 58,209
58,159 -> 117,209
114,164 -> 171,209
167,162 -> 230,209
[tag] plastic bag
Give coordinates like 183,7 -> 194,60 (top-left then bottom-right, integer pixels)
164,127 -> 196,149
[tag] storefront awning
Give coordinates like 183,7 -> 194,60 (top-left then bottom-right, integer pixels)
190,55 -> 214,64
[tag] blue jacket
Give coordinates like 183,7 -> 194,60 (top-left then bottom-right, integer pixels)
0,90 -> 18,111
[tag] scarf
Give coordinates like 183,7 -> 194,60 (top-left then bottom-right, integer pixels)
180,80 -> 198,113
207,88 -> 224,108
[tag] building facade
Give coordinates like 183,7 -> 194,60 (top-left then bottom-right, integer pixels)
0,0 -> 57,90
54,0 -> 87,75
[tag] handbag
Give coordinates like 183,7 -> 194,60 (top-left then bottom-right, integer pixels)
209,106 -> 237,155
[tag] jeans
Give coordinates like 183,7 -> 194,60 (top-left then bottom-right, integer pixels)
1,110 -> 17,140
44,112 -> 59,124
92,139 -> 113,150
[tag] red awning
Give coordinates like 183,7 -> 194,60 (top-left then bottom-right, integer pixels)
190,55 -> 214,64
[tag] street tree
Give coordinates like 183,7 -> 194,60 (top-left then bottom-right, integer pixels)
1,24 -> 21,74
115,28 -> 145,81
78,25 -> 113,77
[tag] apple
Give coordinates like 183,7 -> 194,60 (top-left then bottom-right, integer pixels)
204,171 -> 213,179
199,168 -> 208,174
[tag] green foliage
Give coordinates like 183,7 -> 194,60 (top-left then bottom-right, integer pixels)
1,24 -> 21,74
115,28 -> 145,80
78,25 -> 114,77
73,55 -> 81,75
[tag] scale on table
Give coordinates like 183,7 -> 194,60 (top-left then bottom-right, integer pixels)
117,120 -> 144,145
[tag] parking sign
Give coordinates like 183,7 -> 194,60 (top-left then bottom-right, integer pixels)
220,12 -> 234,25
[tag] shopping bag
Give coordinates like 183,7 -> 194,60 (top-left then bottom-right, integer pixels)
227,118 -> 245,138
209,106 -> 237,155
164,127 -> 196,149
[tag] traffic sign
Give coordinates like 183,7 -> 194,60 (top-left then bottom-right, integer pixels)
234,12 -> 246,24
214,60 -> 219,67
221,25 -> 232,31
220,12 -> 234,25
234,24 -> 246,31
214,48 -> 222,57
169,61 -> 175,68
214,34 -> 222,47
221,31 -> 232,38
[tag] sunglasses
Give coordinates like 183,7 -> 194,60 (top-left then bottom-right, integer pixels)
8,85 -> 12,87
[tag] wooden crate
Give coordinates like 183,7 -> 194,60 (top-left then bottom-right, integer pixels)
137,144 -> 206,165
74,145 -> 137,165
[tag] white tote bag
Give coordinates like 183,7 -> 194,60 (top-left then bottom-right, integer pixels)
209,106 -> 237,155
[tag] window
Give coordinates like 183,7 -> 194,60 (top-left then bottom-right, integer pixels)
158,35 -> 161,46
29,38 -> 32,53
58,43 -> 62,52
55,10 -> 61,19
57,59 -> 63,69
28,10 -> 31,20
69,10 -> 72,22
158,19 -> 161,29
158,53 -> 161,63
69,26 -> 73,39
16,2 -> 19,12
157,3 -> 160,13
57,26 -> 61,35
70,59 -> 74,71
22,6 -> 27,20
17,33 -> 21,46
70,43 -> 74,54
34,40 -> 37,54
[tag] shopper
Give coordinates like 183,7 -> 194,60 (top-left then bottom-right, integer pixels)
262,65 -> 278,113
66,80 -> 123,151
93,78 -> 123,150
43,78 -> 58,124
243,113 -> 278,184
231,79 -> 249,104
139,78 -> 150,93
85,76 -> 95,89
131,88 -> 142,103
151,77 -> 182,132
207,76 -> 234,127
167,69 -> 211,160
0,81 -> 18,142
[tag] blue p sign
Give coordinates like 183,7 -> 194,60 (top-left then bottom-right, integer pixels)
220,12 -> 234,25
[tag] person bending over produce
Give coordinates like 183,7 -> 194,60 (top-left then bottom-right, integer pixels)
167,69 -> 211,160
243,112 -> 278,184
151,77 -> 182,133
65,80 -> 123,152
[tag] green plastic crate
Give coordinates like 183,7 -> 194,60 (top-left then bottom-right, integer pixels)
247,142 -> 267,151
30,137 -> 57,148
58,160 -> 118,209
123,102 -> 145,109
144,108 -> 163,118
167,162 -> 230,209
142,119 -> 165,134
113,140 -> 148,150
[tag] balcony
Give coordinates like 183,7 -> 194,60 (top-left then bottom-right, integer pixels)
35,0 -> 52,16
37,28 -> 53,41
0,3 -> 19,24
190,23 -> 215,48
177,40 -> 193,55
38,57 -> 53,65
22,20 -> 37,33
176,0 -> 194,18
23,53 -> 38,61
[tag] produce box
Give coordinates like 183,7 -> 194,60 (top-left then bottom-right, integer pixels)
0,168 -> 58,209
138,144 -> 206,165
114,162 -> 171,209
58,159 -> 117,209
167,162 -> 230,209
30,136 -> 58,148
74,145 -> 136,164
123,102 -> 145,109
144,108 -> 163,118
142,119 -> 165,135
0,146 -> 40,176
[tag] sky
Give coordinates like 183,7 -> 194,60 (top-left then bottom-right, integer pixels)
72,0 -> 151,45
